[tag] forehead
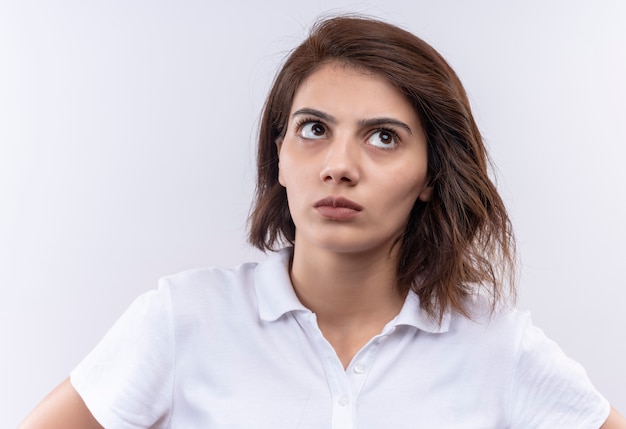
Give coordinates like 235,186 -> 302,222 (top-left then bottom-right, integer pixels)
290,63 -> 418,122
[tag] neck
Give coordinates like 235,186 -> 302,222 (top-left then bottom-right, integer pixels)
289,242 -> 406,368
289,243 -> 405,326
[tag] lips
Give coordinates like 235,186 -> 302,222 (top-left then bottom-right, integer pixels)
313,197 -> 363,220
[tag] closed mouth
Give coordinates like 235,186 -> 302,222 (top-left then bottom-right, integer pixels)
313,197 -> 363,211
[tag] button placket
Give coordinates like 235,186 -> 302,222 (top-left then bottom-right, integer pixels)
296,312 -> 355,429
345,329 -> 392,401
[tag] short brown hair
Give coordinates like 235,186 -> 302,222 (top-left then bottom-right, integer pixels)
248,15 -> 516,322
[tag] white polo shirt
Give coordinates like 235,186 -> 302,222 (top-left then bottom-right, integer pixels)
71,247 -> 609,428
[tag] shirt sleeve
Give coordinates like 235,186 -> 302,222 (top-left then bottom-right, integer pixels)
70,278 -> 175,429
508,314 -> 610,428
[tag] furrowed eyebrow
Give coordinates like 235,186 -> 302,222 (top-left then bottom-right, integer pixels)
291,108 -> 413,135
291,108 -> 337,123
360,118 -> 413,135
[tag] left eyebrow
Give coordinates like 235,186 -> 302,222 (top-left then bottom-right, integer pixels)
359,118 -> 413,135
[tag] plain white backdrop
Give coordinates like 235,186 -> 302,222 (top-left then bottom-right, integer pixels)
1,0 -> 624,425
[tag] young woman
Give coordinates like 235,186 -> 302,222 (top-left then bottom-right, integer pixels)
19,16 -> 625,429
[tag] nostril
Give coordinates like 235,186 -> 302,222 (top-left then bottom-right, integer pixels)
320,159 -> 359,184
323,173 -> 352,182
322,174 -> 355,185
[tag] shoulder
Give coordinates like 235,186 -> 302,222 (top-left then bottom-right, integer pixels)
435,295 -> 537,376
161,261 -> 259,298
154,260 -> 261,325
453,296 -> 610,427
153,248 -> 294,324
161,247 -> 291,293
446,293 -> 531,348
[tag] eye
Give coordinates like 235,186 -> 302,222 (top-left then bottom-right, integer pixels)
367,129 -> 398,149
298,121 -> 327,139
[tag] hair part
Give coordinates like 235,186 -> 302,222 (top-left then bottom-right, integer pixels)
248,15 -> 516,322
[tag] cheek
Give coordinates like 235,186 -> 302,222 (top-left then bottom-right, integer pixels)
277,148 -> 317,188
384,169 -> 427,204
278,168 -> 307,203
397,158 -> 429,200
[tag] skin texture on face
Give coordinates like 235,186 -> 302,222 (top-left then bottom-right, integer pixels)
277,63 -> 432,259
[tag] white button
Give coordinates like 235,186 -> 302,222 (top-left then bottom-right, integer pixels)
353,363 -> 365,374
337,394 -> 350,406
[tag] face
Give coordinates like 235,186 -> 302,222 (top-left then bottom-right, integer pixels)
276,63 -> 432,256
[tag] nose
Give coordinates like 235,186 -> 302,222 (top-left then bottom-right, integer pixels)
319,135 -> 360,185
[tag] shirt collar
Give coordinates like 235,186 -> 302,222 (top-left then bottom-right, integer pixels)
254,246 -> 451,333
255,247 -> 310,321
390,290 -> 451,334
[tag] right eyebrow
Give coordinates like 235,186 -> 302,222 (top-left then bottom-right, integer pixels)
291,108 -> 337,124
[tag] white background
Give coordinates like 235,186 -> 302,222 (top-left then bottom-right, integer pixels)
1,0 -> 624,426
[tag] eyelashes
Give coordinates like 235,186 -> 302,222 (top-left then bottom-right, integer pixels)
367,129 -> 399,150
292,117 -> 401,150
294,117 -> 328,139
